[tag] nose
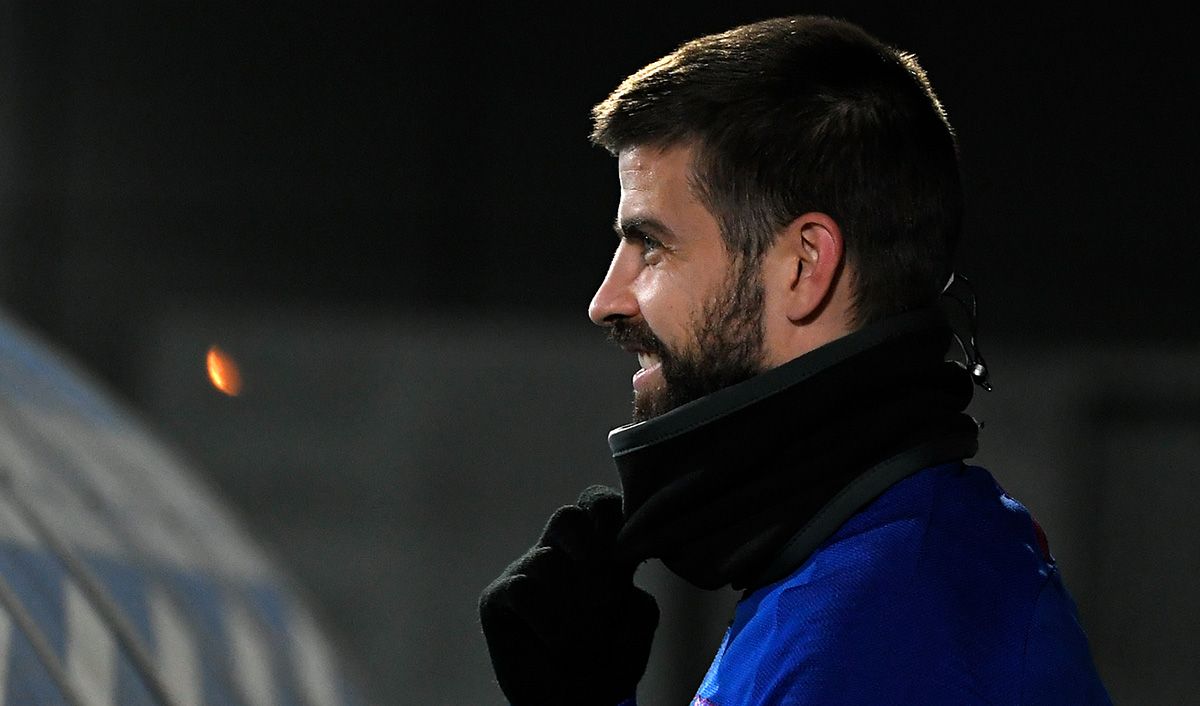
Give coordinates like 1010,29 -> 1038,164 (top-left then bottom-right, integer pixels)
588,242 -> 640,326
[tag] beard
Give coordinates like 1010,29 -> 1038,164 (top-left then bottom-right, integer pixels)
609,259 -> 767,422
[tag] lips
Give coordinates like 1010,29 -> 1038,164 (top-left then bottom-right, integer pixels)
632,351 -> 663,391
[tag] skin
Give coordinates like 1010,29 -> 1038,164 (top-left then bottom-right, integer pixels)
588,142 -> 857,410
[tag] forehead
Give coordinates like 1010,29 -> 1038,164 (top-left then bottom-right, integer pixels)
615,143 -> 730,262
616,143 -> 712,237
617,143 -> 696,194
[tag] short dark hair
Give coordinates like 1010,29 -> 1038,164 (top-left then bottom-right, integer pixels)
590,16 -> 962,325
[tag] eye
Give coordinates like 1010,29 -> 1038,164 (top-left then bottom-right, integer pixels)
639,235 -> 663,262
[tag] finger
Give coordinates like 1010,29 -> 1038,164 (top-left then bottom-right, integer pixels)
479,576 -> 571,705
539,502 -> 620,562
480,572 -> 580,654
576,485 -> 626,541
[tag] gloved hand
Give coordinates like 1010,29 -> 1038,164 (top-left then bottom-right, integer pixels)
479,485 -> 659,706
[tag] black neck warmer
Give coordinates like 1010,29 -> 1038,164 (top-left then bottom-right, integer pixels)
609,308 -> 980,592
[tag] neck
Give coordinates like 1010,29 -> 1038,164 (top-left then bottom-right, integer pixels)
610,308 -> 979,591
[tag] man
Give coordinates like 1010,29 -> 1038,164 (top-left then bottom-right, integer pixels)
480,15 -> 1110,705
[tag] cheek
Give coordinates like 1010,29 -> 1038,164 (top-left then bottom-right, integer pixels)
635,270 -> 703,345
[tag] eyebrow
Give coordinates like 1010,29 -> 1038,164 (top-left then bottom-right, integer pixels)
613,216 -> 675,241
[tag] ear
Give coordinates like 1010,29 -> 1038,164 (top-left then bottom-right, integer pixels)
769,212 -> 845,323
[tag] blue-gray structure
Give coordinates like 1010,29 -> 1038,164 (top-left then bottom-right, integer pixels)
0,309 -> 362,705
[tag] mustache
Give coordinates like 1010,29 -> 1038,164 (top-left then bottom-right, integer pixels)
607,319 -> 666,357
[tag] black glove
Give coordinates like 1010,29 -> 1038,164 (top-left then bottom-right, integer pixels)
479,485 -> 659,705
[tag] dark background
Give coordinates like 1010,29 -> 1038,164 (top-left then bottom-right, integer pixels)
0,3 -> 1196,704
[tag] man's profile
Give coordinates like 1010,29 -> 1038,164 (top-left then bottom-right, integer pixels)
480,15 -> 1111,705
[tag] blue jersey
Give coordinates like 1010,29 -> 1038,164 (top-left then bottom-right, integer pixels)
684,462 -> 1109,705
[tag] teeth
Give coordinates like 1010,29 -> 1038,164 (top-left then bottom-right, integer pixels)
637,352 -> 657,369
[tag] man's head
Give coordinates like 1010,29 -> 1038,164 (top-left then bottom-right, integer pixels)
588,16 -> 962,421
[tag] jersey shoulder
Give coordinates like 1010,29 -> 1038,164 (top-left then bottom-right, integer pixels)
694,463 -> 1109,705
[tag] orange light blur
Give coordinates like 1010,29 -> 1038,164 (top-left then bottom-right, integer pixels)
206,345 -> 243,396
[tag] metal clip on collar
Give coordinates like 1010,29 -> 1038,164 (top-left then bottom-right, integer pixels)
941,272 -> 992,391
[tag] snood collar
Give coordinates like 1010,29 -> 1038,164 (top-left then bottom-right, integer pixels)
609,308 -> 979,591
